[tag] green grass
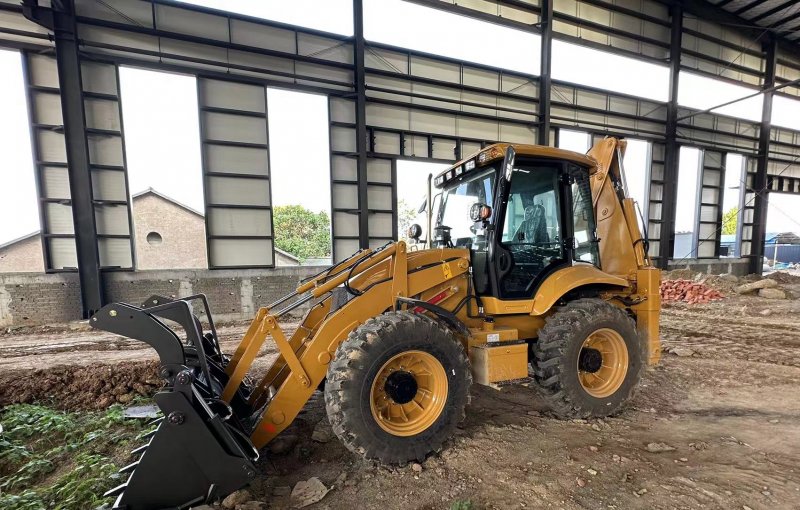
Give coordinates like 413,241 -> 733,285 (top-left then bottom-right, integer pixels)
0,404 -> 147,510
450,500 -> 476,510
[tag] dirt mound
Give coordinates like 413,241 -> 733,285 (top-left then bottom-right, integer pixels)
0,361 -> 161,411
766,271 -> 800,284
663,268 -> 697,281
700,274 -> 740,293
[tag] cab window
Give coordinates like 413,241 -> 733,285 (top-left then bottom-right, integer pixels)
570,166 -> 600,266
497,164 -> 564,297
436,168 -> 495,250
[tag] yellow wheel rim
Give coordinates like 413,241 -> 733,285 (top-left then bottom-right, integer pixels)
369,350 -> 448,437
577,328 -> 628,398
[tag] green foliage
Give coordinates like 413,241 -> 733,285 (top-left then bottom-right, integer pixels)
722,207 -> 738,235
450,500 -> 476,510
0,491 -> 42,510
273,204 -> 332,261
1,405 -> 76,442
0,404 -> 144,510
50,453 -> 120,509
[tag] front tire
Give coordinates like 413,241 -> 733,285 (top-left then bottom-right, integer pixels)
532,298 -> 644,418
324,312 -> 471,463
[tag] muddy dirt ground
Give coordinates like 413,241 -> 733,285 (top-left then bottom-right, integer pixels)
2,277 -> 800,509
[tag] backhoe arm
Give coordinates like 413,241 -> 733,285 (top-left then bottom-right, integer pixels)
588,138 -> 661,364
587,138 -> 650,276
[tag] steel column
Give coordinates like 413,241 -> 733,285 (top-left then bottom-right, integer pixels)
537,0 -> 552,146
657,2 -> 682,268
25,0 -> 104,316
749,36 -> 777,275
353,0 -> 370,249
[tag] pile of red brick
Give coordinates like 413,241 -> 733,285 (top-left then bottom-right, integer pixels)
660,279 -> 724,304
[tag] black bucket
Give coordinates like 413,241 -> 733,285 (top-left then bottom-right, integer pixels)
91,295 -> 259,509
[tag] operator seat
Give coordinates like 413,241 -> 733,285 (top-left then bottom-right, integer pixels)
514,204 -> 549,244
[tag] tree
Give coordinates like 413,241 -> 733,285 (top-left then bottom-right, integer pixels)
397,198 -> 419,241
273,205 -> 331,261
722,207 -> 738,235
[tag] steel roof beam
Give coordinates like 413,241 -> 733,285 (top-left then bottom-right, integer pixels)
750,0 -> 796,22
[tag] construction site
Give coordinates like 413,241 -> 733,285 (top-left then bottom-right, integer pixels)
1,1 -> 800,509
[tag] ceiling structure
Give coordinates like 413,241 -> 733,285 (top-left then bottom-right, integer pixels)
709,0 -> 800,43
0,0 -> 798,317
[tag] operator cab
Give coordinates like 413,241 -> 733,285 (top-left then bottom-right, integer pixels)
433,144 -> 600,300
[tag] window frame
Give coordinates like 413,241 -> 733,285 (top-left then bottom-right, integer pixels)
435,166 -> 497,250
721,152 -> 747,258
567,163 -> 601,268
491,159 -> 571,299
672,146 -> 704,259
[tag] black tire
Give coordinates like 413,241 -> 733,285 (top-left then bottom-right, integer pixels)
532,298 -> 644,418
324,311 -> 471,464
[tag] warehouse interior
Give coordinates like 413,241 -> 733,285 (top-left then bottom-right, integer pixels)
0,0 -> 798,321
1,1 -> 800,509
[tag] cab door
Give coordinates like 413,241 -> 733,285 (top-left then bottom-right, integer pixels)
488,156 -> 568,299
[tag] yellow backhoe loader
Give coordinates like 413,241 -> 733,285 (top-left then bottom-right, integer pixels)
91,137 -> 660,509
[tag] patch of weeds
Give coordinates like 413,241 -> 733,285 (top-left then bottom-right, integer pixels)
50,453 -> 122,509
450,500 -> 476,510
0,404 -> 145,510
0,491 -> 43,510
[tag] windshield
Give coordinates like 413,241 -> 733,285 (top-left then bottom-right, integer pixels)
436,167 -> 496,248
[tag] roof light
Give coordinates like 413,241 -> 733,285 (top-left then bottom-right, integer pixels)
465,160 -> 475,171
454,165 -> 464,176
477,146 -> 504,164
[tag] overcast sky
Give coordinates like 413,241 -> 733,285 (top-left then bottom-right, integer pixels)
0,50 -> 38,244
2,0 -> 800,252
119,67 -> 205,212
267,88 -> 331,213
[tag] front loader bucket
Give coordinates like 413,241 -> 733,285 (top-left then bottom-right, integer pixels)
91,295 -> 259,510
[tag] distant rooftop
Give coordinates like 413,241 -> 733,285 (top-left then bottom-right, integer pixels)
132,188 -> 204,218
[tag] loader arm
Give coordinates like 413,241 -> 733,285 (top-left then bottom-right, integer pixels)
237,243 -> 471,448
88,243 -> 468,509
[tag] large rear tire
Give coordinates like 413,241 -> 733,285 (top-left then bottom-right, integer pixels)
324,311 -> 471,463
532,298 -> 643,418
